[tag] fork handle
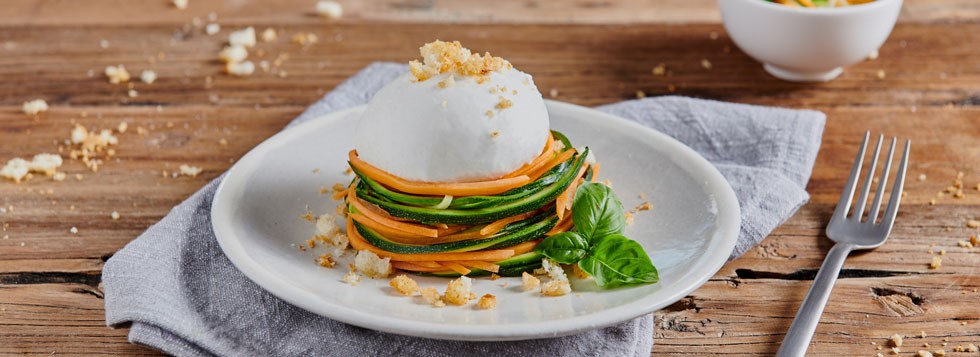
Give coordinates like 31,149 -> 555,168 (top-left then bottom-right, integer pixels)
776,243 -> 854,357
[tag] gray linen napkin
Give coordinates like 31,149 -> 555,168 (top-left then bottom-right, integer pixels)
103,62 -> 825,356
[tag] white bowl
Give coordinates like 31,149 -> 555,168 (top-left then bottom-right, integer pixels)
718,0 -> 902,82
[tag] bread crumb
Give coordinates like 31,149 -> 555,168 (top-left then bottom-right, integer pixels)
219,45 -> 248,63
1,159 -> 30,183
69,226 -> 78,234
918,173 -> 927,181
624,211 -> 634,226
929,256 -> 942,269
111,211 -> 120,220
342,269 -> 360,285
489,273 -> 501,280
226,61 -> 255,76
477,294 -> 497,309
635,90 -> 646,99
261,28 -> 278,42
178,164 -> 203,177
496,97 -> 513,110
877,69 -> 886,79
549,88 -> 559,98
205,23 -> 220,35
521,272 -> 540,291
408,40 -> 511,83
315,1 -> 343,19
22,99 -> 49,116
172,0 -> 188,10
437,75 -> 455,88
52,172 -> 66,181
490,131 -> 500,138
229,27 -> 256,48
891,347 -> 901,354
541,280 -> 571,296
127,89 -> 138,98
292,33 -> 319,47
868,49 -> 879,60
354,250 -> 392,278
540,258 -> 568,282
933,349 -> 945,356
420,287 -> 442,306
652,63 -> 666,76
485,110 -> 494,118
104,65 -> 131,84
701,59 -> 712,69
967,219 -> 979,228
315,253 -> 335,268
916,351 -> 933,357
444,276 -> 473,305
29,154 -> 63,176
389,275 -> 419,296
891,334 -> 904,347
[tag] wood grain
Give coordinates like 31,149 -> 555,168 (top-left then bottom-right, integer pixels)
1,0 -> 979,355
2,0 -> 978,25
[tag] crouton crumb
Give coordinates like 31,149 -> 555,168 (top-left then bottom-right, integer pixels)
967,219 -> 980,228
521,272 -> 540,291
477,294 -> 497,309
219,45 -> 248,63
496,97 -> 513,110
929,256 -> 942,269
228,27 -> 256,48
104,65 -> 131,84
354,250 -> 392,278
140,70 -> 157,84
443,276 -> 473,305
171,0 -> 188,10
315,1 -> 343,19
407,40 -> 511,83
317,253 -> 335,268
389,275 -> 419,296
541,280 -> 571,296
891,334 -> 904,347
22,99 -> 49,116
261,28 -> 278,42
342,270 -> 360,285
178,164 -> 203,177
489,273 -> 501,280
420,287 -> 443,306
916,351 -> 933,357
226,61 -> 256,76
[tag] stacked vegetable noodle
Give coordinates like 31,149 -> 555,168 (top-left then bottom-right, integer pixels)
342,131 -> 593,277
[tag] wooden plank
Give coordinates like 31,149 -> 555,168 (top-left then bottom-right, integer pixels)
0,284 -> 162,355
0,18 -> 978,356
1,0 -> 977,26
0,24 -> 978,109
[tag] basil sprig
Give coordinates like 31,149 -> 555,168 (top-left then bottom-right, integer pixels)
535,182 -> 659,288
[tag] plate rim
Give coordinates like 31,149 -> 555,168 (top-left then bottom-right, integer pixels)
211,100 -> 742,341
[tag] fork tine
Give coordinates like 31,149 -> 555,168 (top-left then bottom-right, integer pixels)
853,135 -> 884,220
868,137 -> 897,223
879,140 -> 910,230
833,132 -> 870,221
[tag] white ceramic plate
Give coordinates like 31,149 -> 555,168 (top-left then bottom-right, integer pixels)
211,100 -> 741,341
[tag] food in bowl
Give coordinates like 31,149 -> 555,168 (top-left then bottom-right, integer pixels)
341,40 -> 658,289
765,0 -> 875,7
720,0 -> 902,82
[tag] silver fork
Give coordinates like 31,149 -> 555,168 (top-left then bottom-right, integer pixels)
776,132 -> 910,357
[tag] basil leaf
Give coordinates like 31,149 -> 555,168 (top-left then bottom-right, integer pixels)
577,234 -> 659,288
572,182 -> 626,241
535,231 -> 589,264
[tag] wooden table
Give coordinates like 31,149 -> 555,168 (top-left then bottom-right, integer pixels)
1,0 -> 978,355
